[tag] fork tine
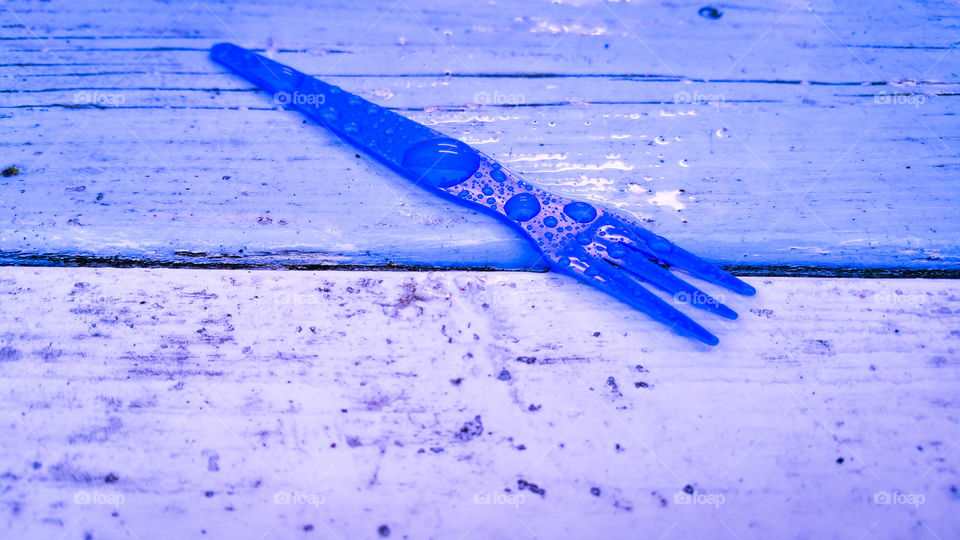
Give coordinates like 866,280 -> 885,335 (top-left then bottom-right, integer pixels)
630,229 -> 756,296
588,268 -> 720,346
607,245 -> 738,320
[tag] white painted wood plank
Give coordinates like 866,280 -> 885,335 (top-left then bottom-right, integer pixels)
2,0 -> 958,270
0,268 -> 958,538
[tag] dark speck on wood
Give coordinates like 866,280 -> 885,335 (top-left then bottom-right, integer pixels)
516,356 -> 536,364
378,525 -> 391,537
456,415 -> 483,441
698,6 -> 722,19
517,479 -> 546,497
0,346 -> 22,362
590,487 -> 601,496
104,473 -> 119,483
683,484 -> 694,494
497,369 -> 511,381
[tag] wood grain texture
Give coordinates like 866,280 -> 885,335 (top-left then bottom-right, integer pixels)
2,0 -> 959,271
0,267 -> 958,539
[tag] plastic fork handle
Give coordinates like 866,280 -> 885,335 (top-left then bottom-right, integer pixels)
211,42 -> 589,252
212,43 -> 444,176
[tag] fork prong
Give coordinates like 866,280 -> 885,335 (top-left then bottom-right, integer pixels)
587,268 -> 720,346
607,245 -> 738,320
629,228 -> 756,296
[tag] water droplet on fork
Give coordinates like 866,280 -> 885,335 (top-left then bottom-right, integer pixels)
504,193 -> 542,222
563,201 -> 598,223
608,243 -> 627,258
401,138 -> 481,188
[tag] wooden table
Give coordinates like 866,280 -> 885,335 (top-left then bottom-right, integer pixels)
2,1 -> 958,538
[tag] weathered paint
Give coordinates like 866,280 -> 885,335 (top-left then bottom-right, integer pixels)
0,268 -> 957,538
1,0 -> 958,271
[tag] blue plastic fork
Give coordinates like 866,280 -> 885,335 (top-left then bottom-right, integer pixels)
210,43 -> 755,345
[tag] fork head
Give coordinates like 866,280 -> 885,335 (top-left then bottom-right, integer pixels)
504,184 -> 755,346
535,206 -> 755,345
